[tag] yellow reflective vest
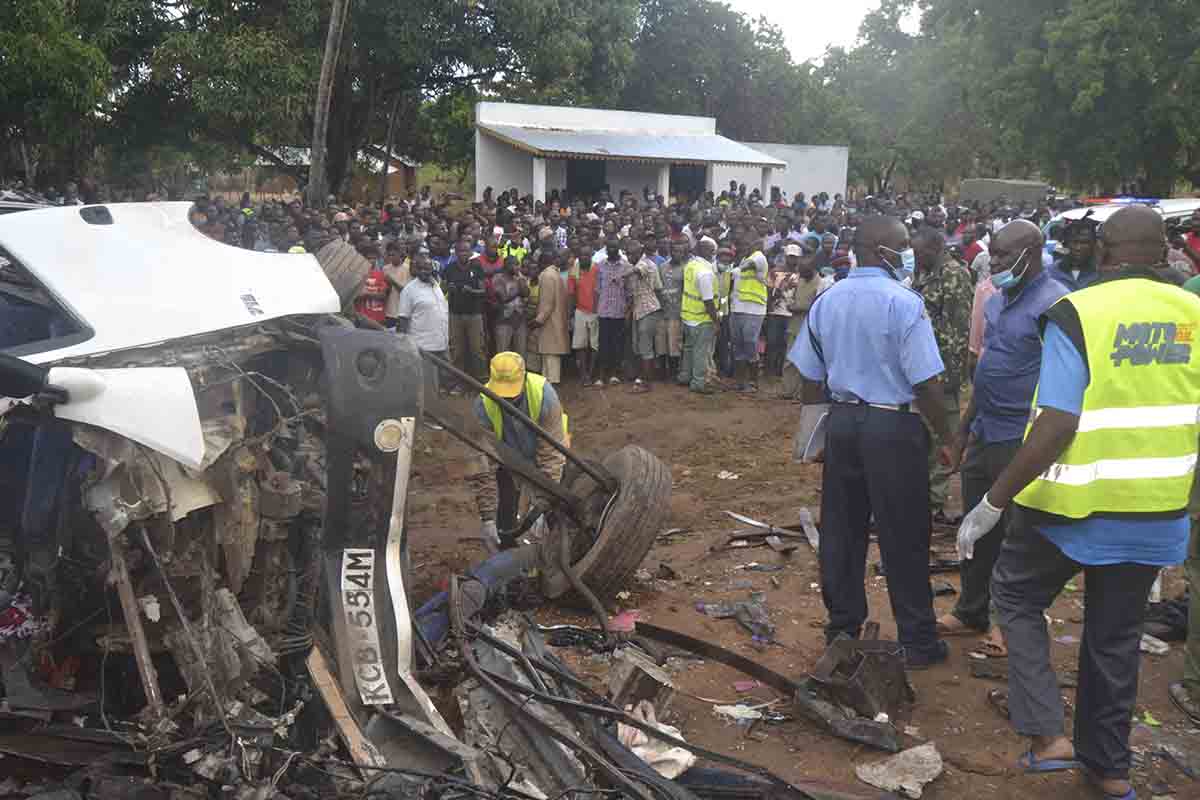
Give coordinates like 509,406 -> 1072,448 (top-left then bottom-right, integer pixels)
1014,277 -> 1200,519
682,257 -> 716,324
481,372 -> 569,444
735,252 -> 768,306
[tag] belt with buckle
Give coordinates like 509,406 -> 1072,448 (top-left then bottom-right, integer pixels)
834,398 -> 913,413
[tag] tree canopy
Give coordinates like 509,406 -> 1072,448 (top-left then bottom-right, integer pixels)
2,0 -> 1197,197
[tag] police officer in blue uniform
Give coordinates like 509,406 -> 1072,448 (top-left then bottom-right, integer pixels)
789,215 -> 956,668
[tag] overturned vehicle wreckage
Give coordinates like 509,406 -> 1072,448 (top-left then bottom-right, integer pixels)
0,204 -> 889,800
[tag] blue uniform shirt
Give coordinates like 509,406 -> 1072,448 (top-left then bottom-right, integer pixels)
1030,322 -> 1189,567
788,266 -> 944,405
971,269 -> 1069,443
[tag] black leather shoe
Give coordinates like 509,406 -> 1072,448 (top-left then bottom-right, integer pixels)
904,640 -> 950,671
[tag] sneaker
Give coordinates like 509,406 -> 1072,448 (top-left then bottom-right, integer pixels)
609,376 -> 621,385
904,640 -> 950,671
592,379 -> 604,387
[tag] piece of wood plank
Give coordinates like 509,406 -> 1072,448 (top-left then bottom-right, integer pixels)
306,643 -> 388,772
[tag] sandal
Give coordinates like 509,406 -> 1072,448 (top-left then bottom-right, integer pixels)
968,639 -> 1008,659
935,615 -> 981,637
1017,749 -> 1080,773
1081,766 -> 1135,799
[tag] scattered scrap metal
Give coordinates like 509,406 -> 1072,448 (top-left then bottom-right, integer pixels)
0,313 -> 908,800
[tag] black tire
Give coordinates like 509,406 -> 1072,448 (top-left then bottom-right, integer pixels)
543,445 -> 671,604
315,239 -> 371,309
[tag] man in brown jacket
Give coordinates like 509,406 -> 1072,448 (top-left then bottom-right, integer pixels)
531,248 -> 570,384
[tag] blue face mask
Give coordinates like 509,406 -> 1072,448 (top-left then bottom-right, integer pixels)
880,247 -> 916,281
990,247 -> 1031,290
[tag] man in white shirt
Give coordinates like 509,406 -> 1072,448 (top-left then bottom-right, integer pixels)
397,252 -> 450,414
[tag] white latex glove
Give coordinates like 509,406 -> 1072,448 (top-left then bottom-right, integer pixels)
481,520 -> 500,555
957,494 -> 1004,560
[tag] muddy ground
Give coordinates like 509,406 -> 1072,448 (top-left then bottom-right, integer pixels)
408,376 -> 1200,800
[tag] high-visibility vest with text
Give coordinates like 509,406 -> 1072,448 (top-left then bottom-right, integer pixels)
1014,278 -> 1200,519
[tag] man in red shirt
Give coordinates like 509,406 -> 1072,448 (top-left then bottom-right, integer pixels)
478,236 -> 506,353
1186,209 -> 1200,253
568,241 -> 600,385
962,224 -> 985,268
354,268 -> 389,324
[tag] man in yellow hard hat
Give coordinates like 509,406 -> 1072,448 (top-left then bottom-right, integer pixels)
467,352 -> 568,553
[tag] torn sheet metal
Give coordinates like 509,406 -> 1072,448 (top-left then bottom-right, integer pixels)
456,637 -> 588,795
48,366 -> 205,469
811,629 -> 913,722
79,427 -> 221,535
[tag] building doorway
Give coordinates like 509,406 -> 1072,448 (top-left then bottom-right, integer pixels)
566,160 -> 607,202
670,164 -> 706,202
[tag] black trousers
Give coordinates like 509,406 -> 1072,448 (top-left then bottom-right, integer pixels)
764,315 -> 789,376
950,438 -> 1021,631
992,508 -> 1158,779
496,467 -> 519,548
598,317 -> 625,373
819,405 -> 939,655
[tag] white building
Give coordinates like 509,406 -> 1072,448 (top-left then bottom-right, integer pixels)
712,143 -> 849,204
474,102 -> 847,204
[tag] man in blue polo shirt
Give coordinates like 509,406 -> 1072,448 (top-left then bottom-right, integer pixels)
935,220 -> 1067,656
790,215 -> 956,669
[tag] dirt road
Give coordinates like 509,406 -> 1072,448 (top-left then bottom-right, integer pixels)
407,378 -> 1199,800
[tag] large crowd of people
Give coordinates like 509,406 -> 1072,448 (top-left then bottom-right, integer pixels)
189,182 -> 1200,407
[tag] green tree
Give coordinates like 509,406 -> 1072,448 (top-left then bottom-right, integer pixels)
0,0 -> 109,185
921,0 -> 1200,194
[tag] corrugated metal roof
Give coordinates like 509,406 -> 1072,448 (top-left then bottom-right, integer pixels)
478,124 -> 786,168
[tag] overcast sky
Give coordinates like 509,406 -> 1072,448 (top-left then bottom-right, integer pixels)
725,0 -> 889,64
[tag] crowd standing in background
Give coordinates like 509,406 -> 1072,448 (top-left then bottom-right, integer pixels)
188,183 -> 1200,400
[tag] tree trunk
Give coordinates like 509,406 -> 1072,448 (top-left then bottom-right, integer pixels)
378,93 -> 402,207
881,156 -> 898,194
325,61 -> 358,200
1143,126 -> 1180,198
19,140 -> 39,187
306,0 -> 352,208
